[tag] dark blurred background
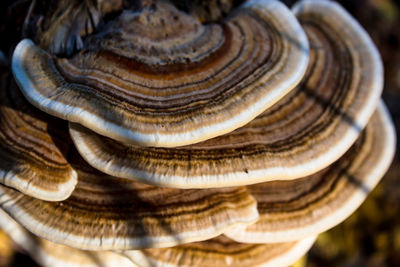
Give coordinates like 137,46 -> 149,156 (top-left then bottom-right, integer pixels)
0,0 -> 399,266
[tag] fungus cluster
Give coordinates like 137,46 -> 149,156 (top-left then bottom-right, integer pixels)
0,0 -> 395,266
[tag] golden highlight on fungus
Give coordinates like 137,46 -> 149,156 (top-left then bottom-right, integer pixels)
0,0 -> 395,266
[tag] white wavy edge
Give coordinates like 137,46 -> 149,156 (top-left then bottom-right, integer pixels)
71,121 -> 361,188
225,100 -> 396,243
0,189 -> 259,250
12,0 -> 309,148
0,209 -> 136,267
121,235 -> 317,267
71,0 -> 383,189
0,168 -> 77,201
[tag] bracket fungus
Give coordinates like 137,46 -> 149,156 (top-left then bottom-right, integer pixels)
0,151 -> 258,250
0,69 -> 77,201
69,0 -> 383,188
12,0 -> 309,147
0,210 -> 135,267
225,102 -> 395,243
122,235 -> 317,267
0,0 -> 396,266
0,208 -> 315,267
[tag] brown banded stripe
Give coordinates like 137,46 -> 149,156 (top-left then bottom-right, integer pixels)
69,0 -> 383,188
225,101 -> 395,243
123,235 -> 316,267
12,0 -> 309,147
0,210 -> 135,267
0,152 -> 258,250
0,70 -> 76,201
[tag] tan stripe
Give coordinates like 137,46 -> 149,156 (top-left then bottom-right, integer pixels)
13,0 -> 308,146
0,152 -> 258,250
124,235 -> 316,267
225,100 -> 395,242
0,71 -> 76,201
0,209 -> 135,267
69,0 -> 382,188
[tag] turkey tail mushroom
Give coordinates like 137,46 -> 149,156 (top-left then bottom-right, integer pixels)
225,101 -> 396,243
0,151 -> 258,250
12,0 -> 309,147
121,235 -> 317,267
69,0 -> 384,189
0,70 -> 77,201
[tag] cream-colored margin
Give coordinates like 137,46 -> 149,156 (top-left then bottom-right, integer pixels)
121,235 -> 317,267
0,168 -> 77,201
0,209 -> 136,267
226,101 -> 396,243
12,0 -> 309,147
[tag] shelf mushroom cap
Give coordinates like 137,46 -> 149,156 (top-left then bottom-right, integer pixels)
0,208 -> 313,267
0,70 -> 77,201
122,235 -> 316,267
11,0 -> 309,147
225,100 -> 396,243
0,209 -> 136,267
70,0 -> 383,188
0,152 -> 258,250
